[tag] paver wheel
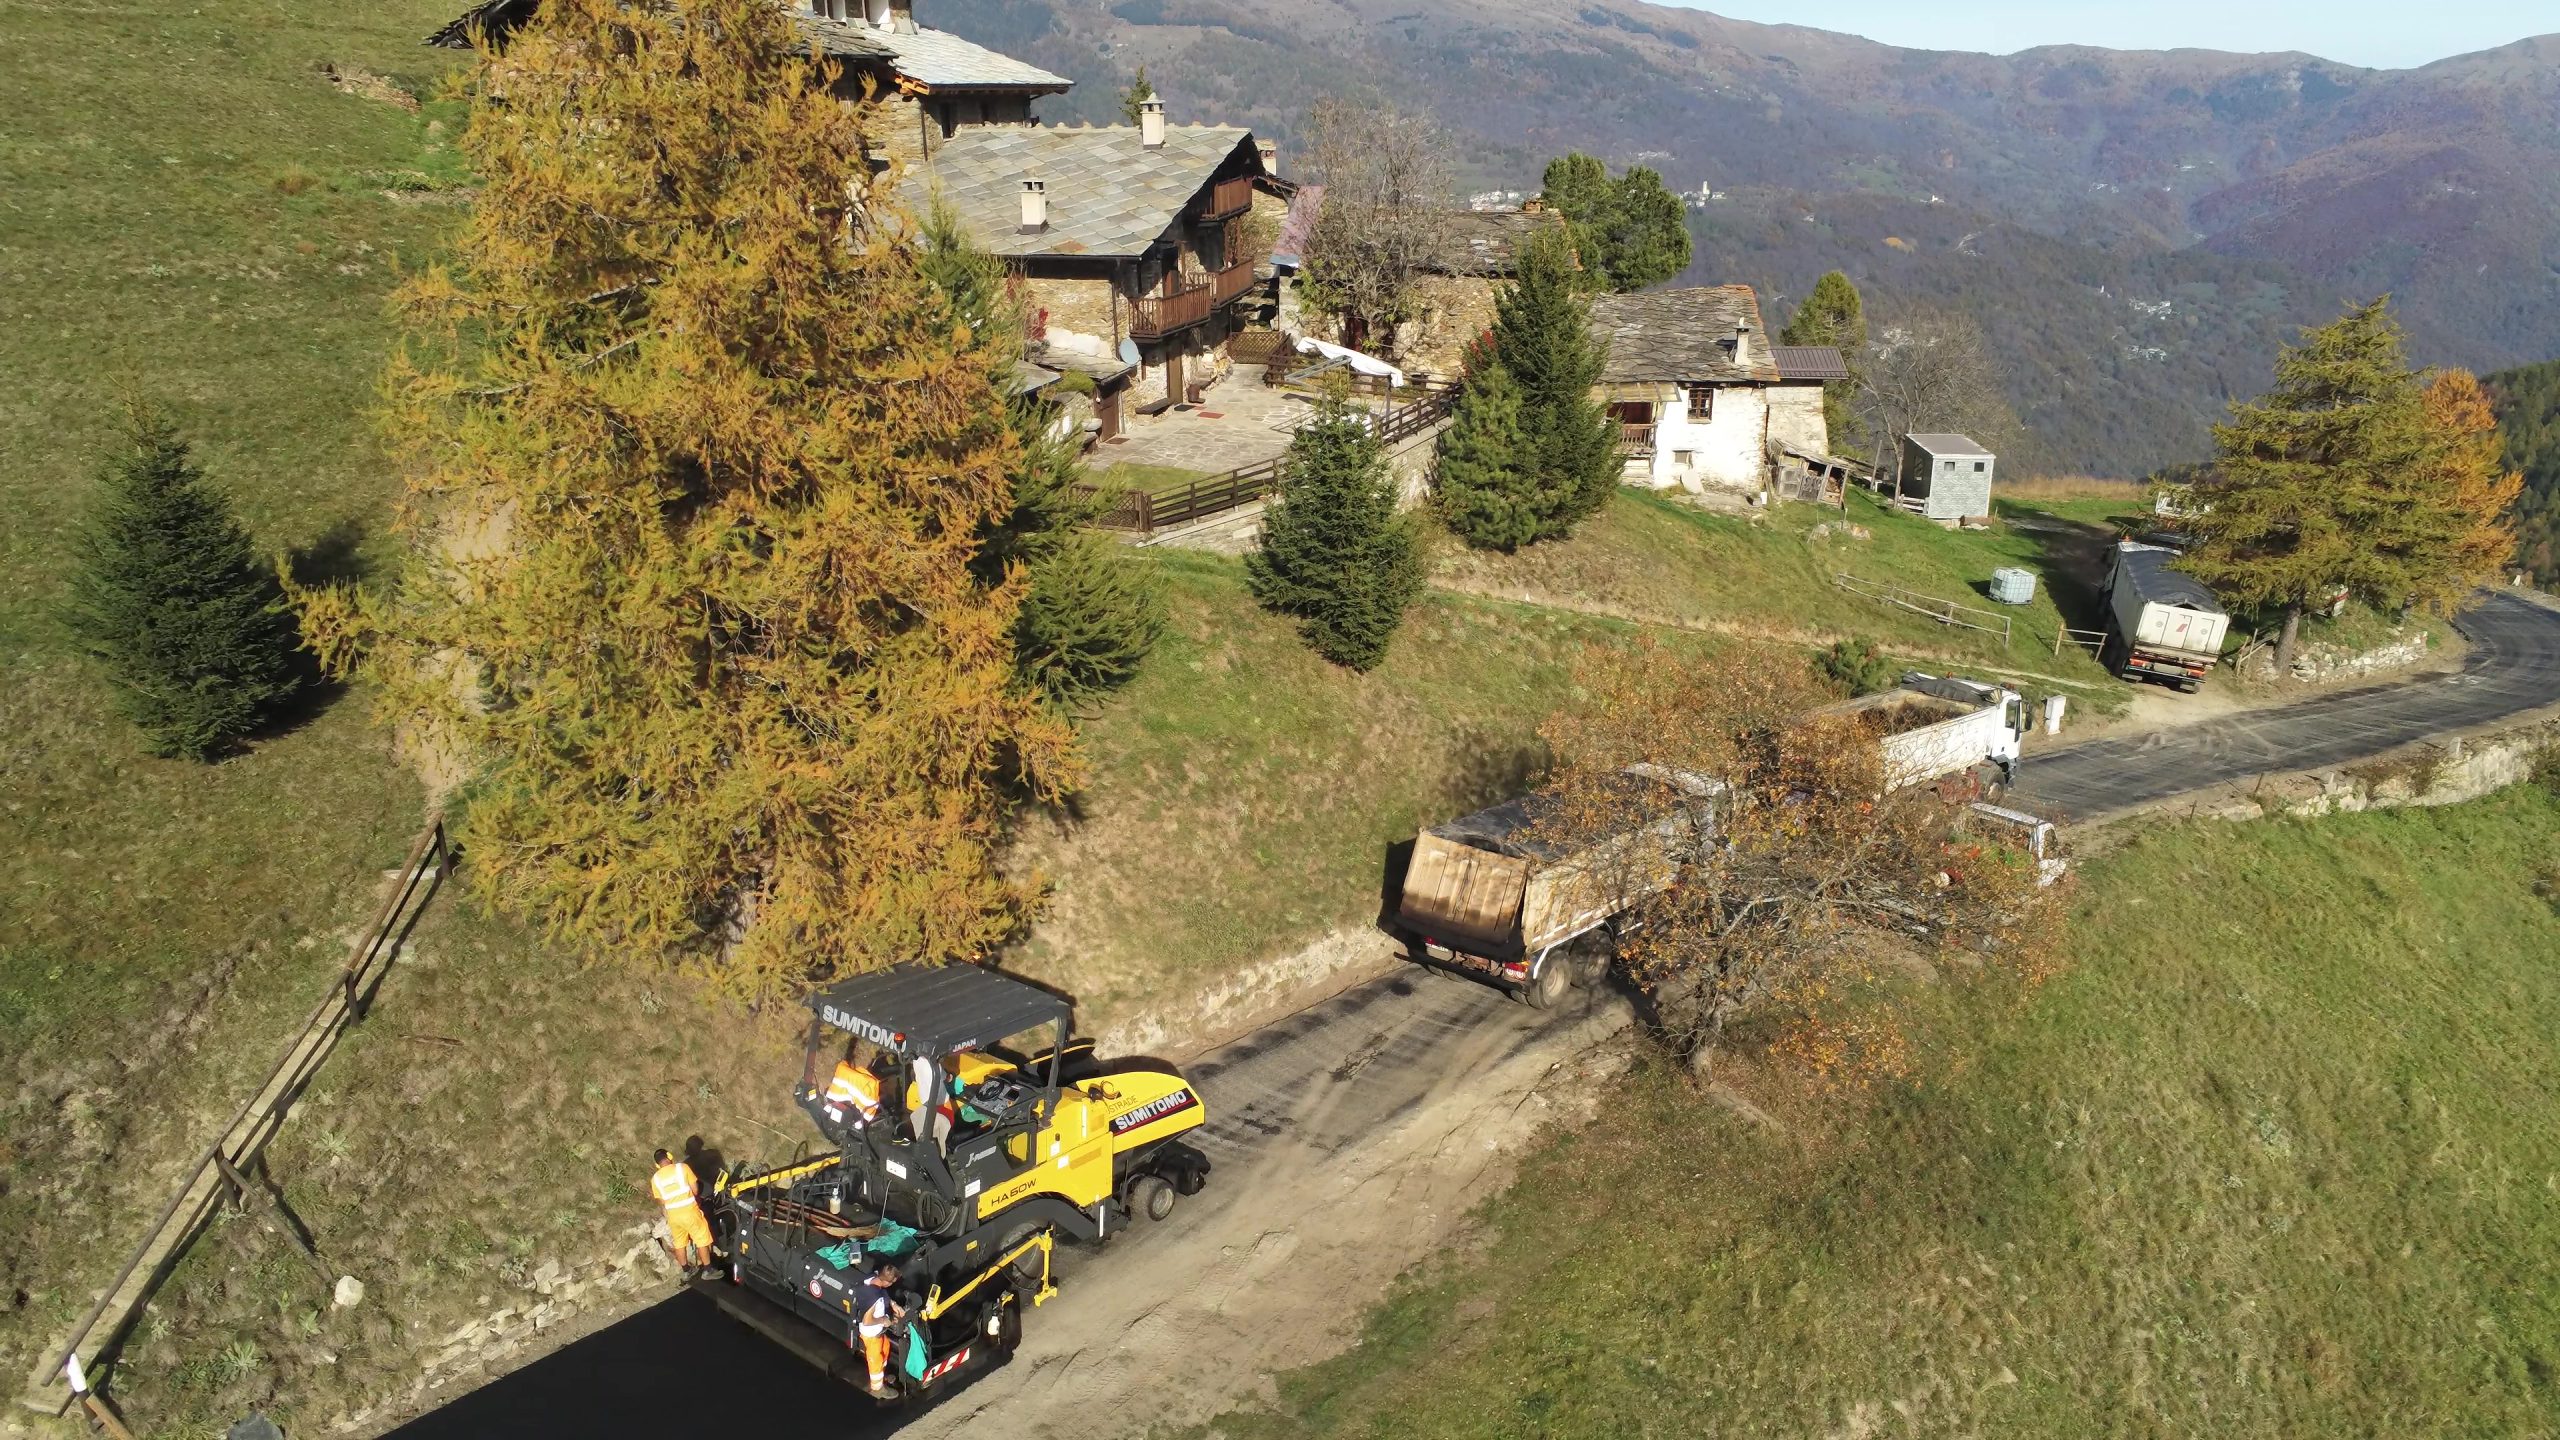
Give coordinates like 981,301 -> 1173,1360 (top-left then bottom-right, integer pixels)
1129,1173 -> 1177,1222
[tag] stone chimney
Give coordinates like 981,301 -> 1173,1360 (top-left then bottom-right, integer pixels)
1139,97 -> 1166,149
1020,179 -> 1047,232
1733,318 -> 1753,370
1254,136 -> 1278,176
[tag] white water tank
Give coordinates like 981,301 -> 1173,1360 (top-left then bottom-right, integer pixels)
1989,567 -> 2037,605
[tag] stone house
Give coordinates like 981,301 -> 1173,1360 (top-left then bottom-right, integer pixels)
431,0 -> 1070,178
909,104 -> 1271,428
434,0 -> 1279,434
1270,202 -> 1566,381
1585,286 -> 1843,499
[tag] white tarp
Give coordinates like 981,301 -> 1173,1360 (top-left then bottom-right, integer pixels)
1290,336 -> 1405,388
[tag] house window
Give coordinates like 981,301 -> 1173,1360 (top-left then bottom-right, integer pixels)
1974,461 -> 1987,472
1672,450 -> 1694,466
1687,385 -> 1713,421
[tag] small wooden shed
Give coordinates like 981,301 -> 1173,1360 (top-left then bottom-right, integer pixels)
1897,433 -> 1996,522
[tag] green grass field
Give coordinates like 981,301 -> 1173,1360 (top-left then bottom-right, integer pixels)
1195,784 -> 2560,1438
1007,549 -> 1682,1020
1432,489 -> 2136,706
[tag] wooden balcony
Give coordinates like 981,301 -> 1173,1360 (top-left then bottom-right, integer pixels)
1203,174 -> 1255,220
1621,423 -> 1657,455
1129,279 -> 1216,340
1211,257 -> 1259,305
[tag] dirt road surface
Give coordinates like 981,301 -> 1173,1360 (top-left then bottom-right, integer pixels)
379,968 -> 1631,1439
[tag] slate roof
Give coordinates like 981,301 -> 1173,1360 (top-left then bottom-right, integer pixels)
910,124 -> 1258,260
428,0 -> 1069,93
1428,209 -> 1566,276
1588,286 -> 1782,385
1907,432 -> 1993,456
1028,340 -> 1133,385
808,15 -> 1069,90
1770,344 -> 1850,381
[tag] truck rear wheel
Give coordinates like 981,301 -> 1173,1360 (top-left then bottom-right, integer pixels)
1523,955 -> 1569,1010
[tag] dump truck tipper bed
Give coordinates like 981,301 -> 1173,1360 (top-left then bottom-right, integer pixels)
1391,765 -> 1722,1007
1812,673 -> 2027,792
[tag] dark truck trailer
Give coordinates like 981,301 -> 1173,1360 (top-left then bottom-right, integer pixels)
2103,540 -> 2230,692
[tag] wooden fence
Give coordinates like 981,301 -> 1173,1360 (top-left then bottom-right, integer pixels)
20,816 -> 454,1418
1079,385 -> 1457,539
1833,572 -> 2013,649
2052,625 -> 2108,660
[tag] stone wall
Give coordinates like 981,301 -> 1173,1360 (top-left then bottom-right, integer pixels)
1766,381 -> 1829,459
1391,275 -> 1499,382
1024,273 -> 1120,363
2240,632 -> 2432,686
2119,716 -> 2560,830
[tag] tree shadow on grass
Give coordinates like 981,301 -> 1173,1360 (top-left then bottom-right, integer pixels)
247,518 -> 371,747
1995,501 -> 2121,636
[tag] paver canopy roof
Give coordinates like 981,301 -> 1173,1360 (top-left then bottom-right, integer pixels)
911,124 -> 1256,260
805,963 -> 1069,1059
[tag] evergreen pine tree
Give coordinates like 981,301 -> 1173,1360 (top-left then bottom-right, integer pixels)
1434,349 -> 1542,550
1119,64 -> 1155,125
1495,227 -> 1621,529
1594,165 -> 1690,292
1780,270 -> 1867,452
921,201 -> 1163,704
63,407 -> 306,760
2183,298 -> 2439,669
1247,390 -> 1423,671
291,0 -> 1078,993
1536,153 -> 1690,292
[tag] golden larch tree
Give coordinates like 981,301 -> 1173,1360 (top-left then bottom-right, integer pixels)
295,0 -> 1077,994
2419,368 -> 2525,586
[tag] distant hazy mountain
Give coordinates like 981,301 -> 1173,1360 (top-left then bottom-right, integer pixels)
932,0 -> 2560,475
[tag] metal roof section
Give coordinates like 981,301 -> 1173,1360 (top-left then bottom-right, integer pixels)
805,963 -> 1069,1058
909,124 -> 1257,260
1269,182 -> 1324,270
1906,432 -> 1993,456
1588,285 -> 1783,385
1769,344 -> 1850,381
2116,541 -> 2225,613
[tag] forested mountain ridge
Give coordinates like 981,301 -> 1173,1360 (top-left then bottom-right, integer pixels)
2488,360 -> 2560,584
933,0 -> 2560,476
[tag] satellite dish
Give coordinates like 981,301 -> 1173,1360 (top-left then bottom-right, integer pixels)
1117,337 -> 1142,366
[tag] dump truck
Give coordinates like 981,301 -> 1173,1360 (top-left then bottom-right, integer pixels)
700,964 -> 1210,1402
1813,672 -> 2029,794
2102,540 -> 2229,692
1390,765 -> 1724,1007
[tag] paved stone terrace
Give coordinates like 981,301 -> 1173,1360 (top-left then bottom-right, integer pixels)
1085,363 -> 1394,477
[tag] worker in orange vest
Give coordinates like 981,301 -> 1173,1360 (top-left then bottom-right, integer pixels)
804,1048 -> 885,1148
856,1262 -> 907,1397
650,1147 -> 715,1278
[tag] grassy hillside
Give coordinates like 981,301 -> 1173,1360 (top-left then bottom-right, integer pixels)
1436,487 -> 2133,701
0,0 -> 473,1398
1201,783 -> 2560,1438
